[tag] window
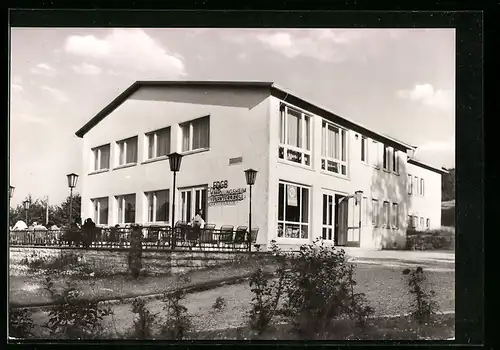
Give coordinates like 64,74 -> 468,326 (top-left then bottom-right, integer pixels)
279,104 -> 312,166
278,182 -> 310,239
321,120 -> 348,175
414,176 -> 419,196
372,199 -> 379,226
147,127 -> 171,160
408,174 -> 413,194
322,193 -> 334,240
392,203 -> 399,229
180,187 -> 207,223
383,145 -> 390,171
426,218 -> 430,228
92,197 -> 108,225
382,201 -> 390,227
413,215 -> 418,228
361,136 -> 368,163
408,215 -> 412,228
371,140 -> 381,168
116,194 -> 136,224
362,196 -> 369,224
92,144 -> 110,171
420,217 -> 424,228
420,178 -> 425,196
393,150 -> 399,173
146,189 -> 170,223
181,116 -> 210,152
117,137 -> 138,166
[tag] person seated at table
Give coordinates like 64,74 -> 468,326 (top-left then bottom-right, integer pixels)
191,209 -> 205,228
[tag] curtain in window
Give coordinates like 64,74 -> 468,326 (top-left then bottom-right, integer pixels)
93,200 -> 99,223
287,109 -> 300,148
155,190 -> 169,222
99,198 -> 108,225
100,146 -> 110,169
124,194 -> 136,223
147,193 -> 154,222
147,134 -> 155,159
119,142 -> 125,165
118,198 -> 123,223
301,188 -> 309,223
157,129 -> 170,157
341,130 -> 347,161
126,138 -> 138,163
193,117 -> 209,150
181,125 -> 190,152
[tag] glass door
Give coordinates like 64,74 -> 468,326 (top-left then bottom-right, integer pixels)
322,193 -> 334,241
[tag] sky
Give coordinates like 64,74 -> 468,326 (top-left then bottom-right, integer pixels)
9,28 -> 455,206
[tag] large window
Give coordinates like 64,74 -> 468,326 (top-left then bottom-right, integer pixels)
382,201 -> 390,227
420,178 -> 425,196
146,189 -> 170,223
181,116 -> 210,152
92,197 -> 108,225
278,182 -> 310,239
392,150 -> 399,173
116,194 -> 136,224
117,136 -> 138,166
371,140 -> 381,168
279,104 -> 312,166
147,127 -> 170,160
180,187 -> 207,223
322,193 -> 334,240
361,136 -> 368,163
92,144 -> 110,171
414,176 -> 419,196
372,199 -> 379,226
392,203 -> 399,229
321,120 -> 348,175
383,145 -> 390,171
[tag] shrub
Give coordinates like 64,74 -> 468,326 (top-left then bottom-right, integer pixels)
160,289 -> 192,340
279,239 -> 374,339
212,296 -> 226,311
402,267 -> 440,325
42,276 -> 113,339
9,307 -> 35,339
129,298 -> 158,340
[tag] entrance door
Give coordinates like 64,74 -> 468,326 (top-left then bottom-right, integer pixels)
334,194 -> 347,245
322,193 -> 334,241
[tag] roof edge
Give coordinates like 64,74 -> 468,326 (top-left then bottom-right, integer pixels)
407,158 -> 449,174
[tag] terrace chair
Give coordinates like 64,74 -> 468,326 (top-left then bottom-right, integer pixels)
219,225 -> 234,244
201,223 -> 216,244
234,226 -> 248,244
250,227 -> 259,244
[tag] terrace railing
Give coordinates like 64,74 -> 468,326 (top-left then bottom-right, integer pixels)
9,225 -> 259,252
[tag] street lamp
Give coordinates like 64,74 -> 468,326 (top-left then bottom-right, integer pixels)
23,199 -> 30,225
9,186 -> 15,199
168,152 -> 183,232
67,173 -> 79,231
244,169 -> 258,252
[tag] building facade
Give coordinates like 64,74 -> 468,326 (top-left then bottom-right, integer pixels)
76,81 -> 446,250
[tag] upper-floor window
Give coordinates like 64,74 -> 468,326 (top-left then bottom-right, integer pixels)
420,178 -> 425,196
117,136 -> 138,166
371,140 -> 381,168
146,189 -> 170,223
407,174 -> 413,194
92,197 -> 108,225
92,144 -> 110,171
279,104 -> 311,166
361,136 -> 368,163
414,176 -> 419,196
321,120 -> 347,175
116,194 -> 136,224
383,145 -> 391,171
181,116 -> 210,152
147,127 -> 171,160
392,149 -> 399,173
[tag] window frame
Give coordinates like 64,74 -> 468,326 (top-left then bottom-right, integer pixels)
320,119 -> 349,176
408,174 -> 413,195
392,149 -> 399,174
420,178 -> 425,196
361,136 -> 368,164
392,203 -> 399,229
91,144 -> 111,172
414,176 -> 419,196
179,186 -> 208,223
116,136 -> 138,167
278,104 -> 313,168
383,145 -> 391,171
146,127 -> 171,160
371,198 -> 379,227
371,140 -> 381,169
145,189 -> 170,224
382,201 -> 390,228
180,115 -> 210,153
116,193 -> 136,224
92,197 -> 109,225
277,181 -> 311,240
426,218 -> 430,229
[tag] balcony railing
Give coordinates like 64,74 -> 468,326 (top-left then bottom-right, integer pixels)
9,225 -> 260,252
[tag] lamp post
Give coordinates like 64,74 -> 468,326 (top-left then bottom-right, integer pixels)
66,173 -> 79,231
23,199 -> 30,225
9,186 -> 15,199
168,153 -> 183,235
244,169 -> 258,252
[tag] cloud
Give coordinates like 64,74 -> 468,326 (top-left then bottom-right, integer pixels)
397,84 -> 454,111
71,62 -> 102,75
30,63 -> 57,77
17,113 -> 51,125
40,85 -> 69,103
11,84 -> 24,93
418,140 -> 455,152
64,29 -> 186,78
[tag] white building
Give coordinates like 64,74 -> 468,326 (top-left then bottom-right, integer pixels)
76,81 -> 447,250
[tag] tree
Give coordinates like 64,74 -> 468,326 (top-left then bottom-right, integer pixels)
441,168 -> 455,201
50,194 -> 82,228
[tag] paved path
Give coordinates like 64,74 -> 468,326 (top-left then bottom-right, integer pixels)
342,248 -> 455,264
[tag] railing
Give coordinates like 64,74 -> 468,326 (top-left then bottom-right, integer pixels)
9,226 -> 259,252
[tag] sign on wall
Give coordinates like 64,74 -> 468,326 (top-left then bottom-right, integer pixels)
208,180 -> 247,207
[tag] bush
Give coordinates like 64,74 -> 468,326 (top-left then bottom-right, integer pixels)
9,307 -> 35,339
402,267 -> 440,325
212,296 -> 226,311
160,289 -> 192,340
406,234 -> 455,251
42,276 -> 113,339
129,298 -> 158,340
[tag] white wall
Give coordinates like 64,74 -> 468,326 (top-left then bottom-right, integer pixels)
81,86 -> 271,237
